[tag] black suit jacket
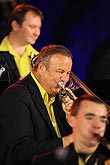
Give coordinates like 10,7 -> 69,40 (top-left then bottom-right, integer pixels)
0,51 -> 20,96
32,143 -> 110,165
0,73 -> 72,165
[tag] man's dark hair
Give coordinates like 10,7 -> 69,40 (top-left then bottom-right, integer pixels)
8,4 -> 43,32
71,94 -> 107,116
34,44 -> 73,70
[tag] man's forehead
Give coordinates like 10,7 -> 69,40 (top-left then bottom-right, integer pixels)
79,100 -> 107,114
50,54 -> 72,63
24,11 -> 40,20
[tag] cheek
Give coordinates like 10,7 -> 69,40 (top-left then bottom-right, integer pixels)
44,71 -> 60,88
43,72 -> 54,87
18,28 -> 29,40
77,124 -> 85,131
21,27 -> 31,35
48,72 -> 58,82
101,125 -> 106,134
76,120 -> 90,133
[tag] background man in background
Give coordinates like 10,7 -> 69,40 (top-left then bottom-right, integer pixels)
0,3 -> 43,95
0,44 -> 74,165
32,94 -> 110,165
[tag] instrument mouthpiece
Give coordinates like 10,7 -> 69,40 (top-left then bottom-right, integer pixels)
94,134 -> 110,150
58,82 -> 65,89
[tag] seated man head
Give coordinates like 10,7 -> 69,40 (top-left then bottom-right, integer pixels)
68,94 -> 109,154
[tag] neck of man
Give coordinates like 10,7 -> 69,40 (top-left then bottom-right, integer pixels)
74,141 -> 99,154
8,33 -> 27,57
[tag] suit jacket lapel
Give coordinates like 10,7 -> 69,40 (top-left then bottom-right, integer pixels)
27,74 -> 57,136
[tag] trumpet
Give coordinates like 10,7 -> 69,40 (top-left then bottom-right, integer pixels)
58,71 -> 110,117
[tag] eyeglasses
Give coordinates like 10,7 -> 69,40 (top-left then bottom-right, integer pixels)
76,114 -> 109,125
85,115 -> 109,125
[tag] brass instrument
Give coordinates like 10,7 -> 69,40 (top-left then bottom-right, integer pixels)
31,52 -> 110,116
58,71 -> 110,117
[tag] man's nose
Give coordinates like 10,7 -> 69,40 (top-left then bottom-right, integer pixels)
92,118 -> 102,128
34,28 -> 40,36
60,73 -> 69,83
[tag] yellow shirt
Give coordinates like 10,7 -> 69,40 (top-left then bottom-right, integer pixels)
78,154 -> 98,165
0,36 -> 39,77
31,72 -> 61,138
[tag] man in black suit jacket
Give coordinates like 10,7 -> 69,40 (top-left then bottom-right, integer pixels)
0,44 -> 74,165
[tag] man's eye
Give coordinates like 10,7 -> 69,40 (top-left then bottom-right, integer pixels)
67,72 -> 70,75
86,116 -> 94,120
100,118 -> 108,124
29,25 -> 36,28
57,71 -> 63,74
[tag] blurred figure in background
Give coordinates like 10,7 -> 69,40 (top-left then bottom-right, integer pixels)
32,94 -> 110,165
0,3 -> 43,95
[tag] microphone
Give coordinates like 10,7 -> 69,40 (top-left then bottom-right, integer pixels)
55,147 -> 68,161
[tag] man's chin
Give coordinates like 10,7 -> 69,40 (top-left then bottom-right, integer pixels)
52,89 -> 60,95
55,89 -> 61,94
30,41 -> 36,45
29,39 -> 37,45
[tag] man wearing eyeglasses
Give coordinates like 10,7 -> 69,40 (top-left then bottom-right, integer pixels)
32,94 -> 110,165
66,94 -> 110,164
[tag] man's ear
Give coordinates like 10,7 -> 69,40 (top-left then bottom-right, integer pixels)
38,62 -> 46,74
67,115 -> 76,128
11,20 -> 19,31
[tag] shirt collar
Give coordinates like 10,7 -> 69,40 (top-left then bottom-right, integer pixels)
31,72 -> 55,104
0,36 -> 39,57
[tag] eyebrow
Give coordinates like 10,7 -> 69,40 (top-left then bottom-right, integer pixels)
56,69 -> 71,73
84,113 -> 107,119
